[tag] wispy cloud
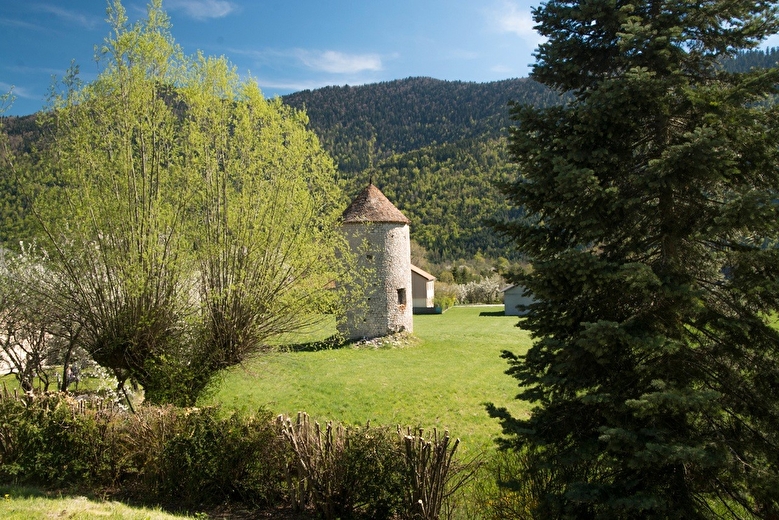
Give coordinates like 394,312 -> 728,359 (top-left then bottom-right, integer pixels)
36,4 -> 102,30
0,82 -> 39,100
488,1 -> 543,44
165,0 -> 236,20
0,17 -> 46,31
229,47 -> 384,75
7,64 -> 63,76
254,77 -> 339,93
296,50 -> 382,74
490,64 -> 514,74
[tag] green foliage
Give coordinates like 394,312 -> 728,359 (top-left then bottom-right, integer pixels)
27,0 -> 349,406
152,407 -> 287,508
0,394 -> 286,510
432,283 -> 457,311
347,138 -> 520,261
283,77 -> 563,174
0,393 -> 476,518
0,394 -> 125,487
491,0 -> 779,517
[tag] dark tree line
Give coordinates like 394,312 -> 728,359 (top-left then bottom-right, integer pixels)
283,77 -> 563,173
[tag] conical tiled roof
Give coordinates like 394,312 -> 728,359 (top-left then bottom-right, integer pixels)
342,184 -> 410,224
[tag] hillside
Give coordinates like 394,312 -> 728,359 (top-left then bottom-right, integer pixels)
282,76 -> 560,173
282,77 -> 560,259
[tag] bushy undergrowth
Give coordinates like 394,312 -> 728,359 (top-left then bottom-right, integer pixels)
0,393 -> 474,518
435,275 -> 505,307
456,275 -> 503,304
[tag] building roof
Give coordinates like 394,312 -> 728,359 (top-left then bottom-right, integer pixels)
501,284 -> 527,293
411,264 -> 436,281
342,184 -> 410,224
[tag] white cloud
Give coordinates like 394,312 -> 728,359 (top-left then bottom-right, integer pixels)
490,64 -> 514,74
489,1 -> 544,44
296,50 -> 383,74
36,4 -> 101,29
166,0 -> 235,20
227,47 -> 384,75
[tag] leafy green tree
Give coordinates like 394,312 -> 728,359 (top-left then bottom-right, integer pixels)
178,55 -> 347,402
489,0 -> 779,517
37,1 -> 191,404
34,0 -> 348,405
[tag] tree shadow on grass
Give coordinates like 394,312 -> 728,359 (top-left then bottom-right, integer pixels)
279,335 -> 347,352
479,310 -> 506,317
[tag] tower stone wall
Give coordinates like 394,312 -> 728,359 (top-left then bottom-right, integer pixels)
339,184 -> 413,340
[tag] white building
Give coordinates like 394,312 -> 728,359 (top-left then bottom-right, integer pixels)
502,284 -> 535,316
411,264 -> 436,314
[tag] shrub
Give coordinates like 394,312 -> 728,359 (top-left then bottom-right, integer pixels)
114,405 -> 288,508
0,392 -> 126,487
400,427 -> 476,520
457,275 -> 504,304
433,282 -> 458,311
0,393 -> 287,509
0,394 -> 475,518
279,412 -> 405,519
280,413 -> 478,520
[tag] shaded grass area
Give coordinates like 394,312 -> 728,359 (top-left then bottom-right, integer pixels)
0,486 -> 196,520
207,305 -> 533,454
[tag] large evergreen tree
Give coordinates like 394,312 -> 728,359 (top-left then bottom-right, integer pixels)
490,0 -> 779,517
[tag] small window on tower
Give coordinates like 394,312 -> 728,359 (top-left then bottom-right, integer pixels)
397,288 -> 406,305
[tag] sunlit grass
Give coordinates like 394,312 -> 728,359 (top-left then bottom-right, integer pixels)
206,305 -> 533,454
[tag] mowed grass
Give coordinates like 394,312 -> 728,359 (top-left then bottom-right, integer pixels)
207,305 -> 533,454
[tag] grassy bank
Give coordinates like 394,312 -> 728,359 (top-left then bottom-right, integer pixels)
207,305 -> 533,453
0,486 -> 195,520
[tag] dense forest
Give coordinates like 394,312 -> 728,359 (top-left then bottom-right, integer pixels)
722,46 -> 779,72
282,77 -> 561,259
2,48 -> 777,261
282,77 -> 561,173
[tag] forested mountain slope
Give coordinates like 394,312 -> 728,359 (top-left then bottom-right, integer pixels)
347,138 -> 520,261
282,77 -> 560,259
282,77 -> 561,173
722,47 -> 779,72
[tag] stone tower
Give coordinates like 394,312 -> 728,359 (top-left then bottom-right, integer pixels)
340,184 -> 413,340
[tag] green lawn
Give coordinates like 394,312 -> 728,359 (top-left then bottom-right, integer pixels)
207,305 -> 533,454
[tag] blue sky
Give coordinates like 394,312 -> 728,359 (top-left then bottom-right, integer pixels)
2,1 -> 778,117
0,0 -> 545,116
